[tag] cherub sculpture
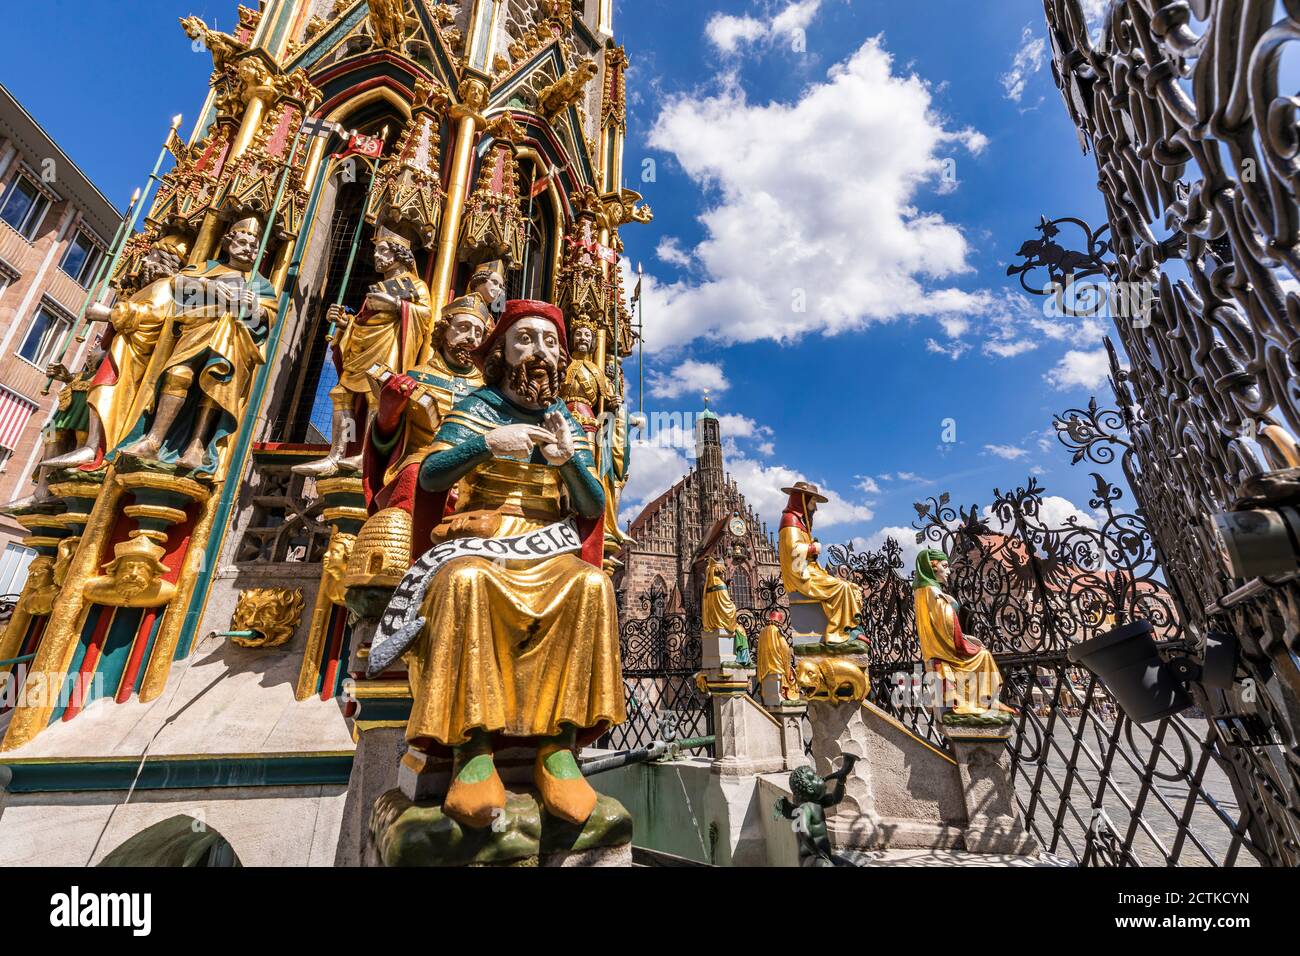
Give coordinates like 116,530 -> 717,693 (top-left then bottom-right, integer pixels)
774,754 -> 858,867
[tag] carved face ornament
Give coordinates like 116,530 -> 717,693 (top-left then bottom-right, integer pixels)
503,316 -> 563,408
443,313 -> 487,367
571,325 -> 595,356
114,558 -> 155,597
373,240 -> 397,274
223,228 -> 259,267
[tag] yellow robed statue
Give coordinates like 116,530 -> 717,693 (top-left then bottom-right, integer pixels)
913,548 -> 1014,717
39,234 -> 191,471
757,621 -> 799,701
778,481 -> 865,647
701,557 -> 739,633
369,300 -> 623,831
295,223 -> 433,478
116,217 -> 276,476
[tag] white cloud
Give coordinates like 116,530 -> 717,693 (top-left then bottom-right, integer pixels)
1080,0 -> 1110,31
1001,26 -> 1046,102
926,337 -> 969,361
648,359 -> 730,400
986,494 -> 1099,534
706,0 -> 823,55
706,14 -> 767,53
618,439 -> 692,529
726,455 -> 874,529
640,38 -> 989,353
984,443 -> 1029,460
1045,348 -> 1110,390
855,474 -> 881,495
656,236 -> 691,268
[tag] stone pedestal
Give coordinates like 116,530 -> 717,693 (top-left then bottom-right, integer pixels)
768,700 -> 810,771
942,723 -> 1038,855
806,699 -> 1040,858
367,788 -> 633,867
701,629 -> 736,668
807,700 -> 966,851
710,690 -> 785,777
759,674 -> 784,708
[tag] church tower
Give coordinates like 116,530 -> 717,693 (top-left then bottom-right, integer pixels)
695,392 -> 723,519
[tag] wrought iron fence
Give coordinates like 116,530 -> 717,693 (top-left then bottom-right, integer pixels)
802,470 -> 1279,865
1031,0 -> 1300,865
605,582 -> 712,753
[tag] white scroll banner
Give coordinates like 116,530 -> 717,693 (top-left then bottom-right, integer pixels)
366,517 -> 584,677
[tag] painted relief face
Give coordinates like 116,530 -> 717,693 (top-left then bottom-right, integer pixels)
933,559 -> 950,586
223,229 -> 259,266
26,559 -> 53,590
116,558 -> 154,596
571,326 -> 595,355
373,241 -> 397,274
474,271 -> 505,309
503,316 -> 563,407
447,314 -> 487,352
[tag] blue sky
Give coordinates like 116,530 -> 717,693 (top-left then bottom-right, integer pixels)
0,0 -> 1131,561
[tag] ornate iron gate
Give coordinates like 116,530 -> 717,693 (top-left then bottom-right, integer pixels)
606,582 -> 712,752
1024,0 -> 1300,865
833,470 -> 1277,866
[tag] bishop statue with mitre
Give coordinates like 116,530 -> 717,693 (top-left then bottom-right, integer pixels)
367,299 -> 623,829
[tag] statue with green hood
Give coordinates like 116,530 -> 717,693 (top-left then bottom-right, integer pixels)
913,548 -> 1015,723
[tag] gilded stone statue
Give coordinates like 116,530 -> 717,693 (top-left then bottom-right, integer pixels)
83,535 -> 177,608
295,224 -> 432,478
560,318 -> 607,432
374,299 -> 622,830
756,621 -> 798,701
116,217 -> 276,476
913,548 -> 1014,721
43,234 -> 191,470
360,294 -> 490,561
320,533 -> 356,607
778,481 -> 866,648
701,556 -> 749,665
3,356 -> 102,511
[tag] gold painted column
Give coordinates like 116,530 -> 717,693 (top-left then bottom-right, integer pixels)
1,479 -> 123,751
429,78 -> 488,316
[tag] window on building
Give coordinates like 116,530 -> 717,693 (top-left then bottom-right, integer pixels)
730,571 -> 753,609
0,175 -> 52,240
60,229 -> 102,286
16,303 -> 70,368
0,386 -> 38,464
0,542 -> 36,598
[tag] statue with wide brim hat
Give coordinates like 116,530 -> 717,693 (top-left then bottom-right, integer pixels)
777,479 -> 866,648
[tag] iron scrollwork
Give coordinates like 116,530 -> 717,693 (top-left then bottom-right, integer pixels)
1040,0 -> 1300,866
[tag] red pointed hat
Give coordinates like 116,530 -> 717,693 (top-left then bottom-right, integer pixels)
474,298 -> 569,368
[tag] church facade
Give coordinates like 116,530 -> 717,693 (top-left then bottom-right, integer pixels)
615,405 -> 781,621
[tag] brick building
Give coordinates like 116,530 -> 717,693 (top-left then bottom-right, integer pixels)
0,83 -> 122,592
615,404 -> 781,619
